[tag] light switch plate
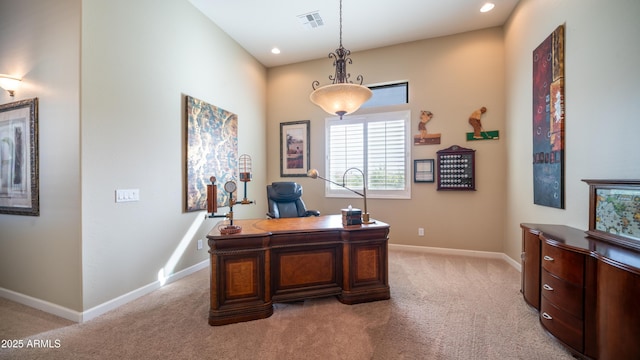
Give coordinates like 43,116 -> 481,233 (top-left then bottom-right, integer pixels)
115,189 -> 140,202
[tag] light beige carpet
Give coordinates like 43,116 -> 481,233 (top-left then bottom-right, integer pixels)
0,250 -> 574,359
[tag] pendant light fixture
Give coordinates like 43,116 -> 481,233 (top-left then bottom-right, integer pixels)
310,0 -> 372,119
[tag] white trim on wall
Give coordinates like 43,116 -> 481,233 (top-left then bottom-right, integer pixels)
0,260 -> 209,323
0,287 -> 82,322
388,244 -> 522,272
1,246 -> 523,322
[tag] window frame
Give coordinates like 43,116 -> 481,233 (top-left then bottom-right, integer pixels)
361,81 -> 409,109
324,110 -> 411,200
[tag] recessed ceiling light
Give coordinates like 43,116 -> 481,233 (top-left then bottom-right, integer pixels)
480,2 -> 495,12
271,47 -> 281,55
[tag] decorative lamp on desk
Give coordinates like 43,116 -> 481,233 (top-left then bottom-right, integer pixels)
307,168 -> 374,224
218,180 -> 242,235
239,154 -> 254,204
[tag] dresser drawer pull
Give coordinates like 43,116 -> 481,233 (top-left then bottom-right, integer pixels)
543,284 -> 554,291
542,312 -> 553,320
543,255 -> 554,262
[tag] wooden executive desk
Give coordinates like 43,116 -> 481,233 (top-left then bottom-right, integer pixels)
206,215 -> 390,326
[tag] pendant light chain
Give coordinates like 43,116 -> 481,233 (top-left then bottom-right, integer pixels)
339,0 -> 343,48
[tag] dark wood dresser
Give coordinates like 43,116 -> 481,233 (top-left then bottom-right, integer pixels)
521,223 -> 640,359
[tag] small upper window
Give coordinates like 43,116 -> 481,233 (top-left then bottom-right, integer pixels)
361,82 -> 408,109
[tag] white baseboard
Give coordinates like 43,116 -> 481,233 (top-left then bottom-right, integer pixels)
3,247 -> 522,323
0,259 -> 209,323
388,243 -> 522,272
0,287 -> 83,322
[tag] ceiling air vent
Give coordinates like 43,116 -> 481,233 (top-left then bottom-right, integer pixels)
297,11 -> 324,30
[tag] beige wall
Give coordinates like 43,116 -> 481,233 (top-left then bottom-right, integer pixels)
502,0 -> 640,261
0,0 -> 266,315
268,28 -> 507,252
81,0 -> 267,310
0,0 -> 83,311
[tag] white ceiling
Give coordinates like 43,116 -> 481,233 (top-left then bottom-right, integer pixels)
188,0 -> 520,68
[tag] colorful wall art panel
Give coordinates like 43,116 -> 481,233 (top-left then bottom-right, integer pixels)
532,25 -> 565,208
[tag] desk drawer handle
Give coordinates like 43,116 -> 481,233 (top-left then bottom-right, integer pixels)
543,255 -> 554,262
543,284 -> 554,291
542,312 -> 553,320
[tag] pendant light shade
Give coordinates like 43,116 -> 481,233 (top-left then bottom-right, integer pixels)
310,83 -> 372,119
310,0 -> 371,119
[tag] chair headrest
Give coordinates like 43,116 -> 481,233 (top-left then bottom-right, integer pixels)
268,182 -> 303,201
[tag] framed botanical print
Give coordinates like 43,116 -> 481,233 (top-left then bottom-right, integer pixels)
280,120 -> 310,177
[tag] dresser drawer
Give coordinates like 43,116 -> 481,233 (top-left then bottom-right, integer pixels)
541,242 -> 584,285
540,298 -> 584,353
541,269 -> 583,319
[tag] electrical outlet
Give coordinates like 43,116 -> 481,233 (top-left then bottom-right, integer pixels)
418,228 -> 425,236
197,239 -> 203,250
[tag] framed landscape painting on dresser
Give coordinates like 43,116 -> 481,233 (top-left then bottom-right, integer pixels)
583,179 -> 640,251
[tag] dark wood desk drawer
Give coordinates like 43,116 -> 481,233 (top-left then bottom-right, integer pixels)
540,298 -> 583,353
541,269 -> 583,319
541,242 -> 584,285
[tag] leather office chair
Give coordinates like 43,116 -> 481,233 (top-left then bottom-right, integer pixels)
266,182 -> 320,218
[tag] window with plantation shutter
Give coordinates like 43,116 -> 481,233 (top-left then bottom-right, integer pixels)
325,110 -> 411,199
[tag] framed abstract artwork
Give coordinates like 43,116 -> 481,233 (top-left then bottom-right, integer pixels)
0,98 -> 39,216
532,25 -> 565,208
280,120 -> 310,177
185,95 -> 237,212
